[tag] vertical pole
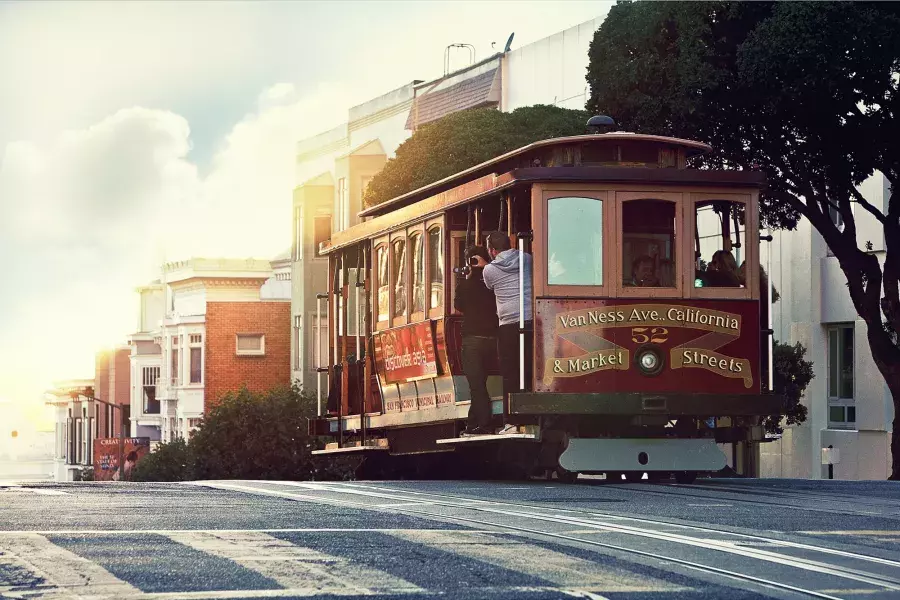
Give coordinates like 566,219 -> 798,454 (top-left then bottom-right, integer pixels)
355,280 -> 361,359
316,295 -> 322,417
767,227 -> 774,392
118,404 -> 125,482
518,237 -> 525,392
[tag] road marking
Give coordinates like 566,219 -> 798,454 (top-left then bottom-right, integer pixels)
217,480 -> 900,588
390,529 -> 680,593
801,531 -> 900,537
0,486 -> 68,495
0,532 -> 141,598
166,530 -> 423,596
0,528 -> 492,536
687,503 -> 732,507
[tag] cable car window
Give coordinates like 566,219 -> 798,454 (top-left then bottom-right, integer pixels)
428,226 -> 443,310
410,231 -> 425,315
622,199 -> 676,287
376,244 -> 388,322
547,197 -> 603,286
392,238 -> 407,318
694,200 -> 746,288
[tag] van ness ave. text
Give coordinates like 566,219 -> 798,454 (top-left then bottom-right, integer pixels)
558,307 -> 739,331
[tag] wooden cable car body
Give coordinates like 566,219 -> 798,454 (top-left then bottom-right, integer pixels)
310,132 -> 783,479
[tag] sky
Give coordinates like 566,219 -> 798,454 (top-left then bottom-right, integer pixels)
0,0 -> 612,429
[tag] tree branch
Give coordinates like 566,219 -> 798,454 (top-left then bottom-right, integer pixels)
850,186 -> 887,226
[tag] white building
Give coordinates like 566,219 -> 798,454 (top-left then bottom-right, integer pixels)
760,173 -> 894,480
45,379 -> 96,482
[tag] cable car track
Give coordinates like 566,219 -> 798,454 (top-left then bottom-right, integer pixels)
195,481 -> 900,599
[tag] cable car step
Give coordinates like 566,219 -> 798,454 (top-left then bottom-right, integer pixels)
436,432 -> 540,445
311,439 -> 389,455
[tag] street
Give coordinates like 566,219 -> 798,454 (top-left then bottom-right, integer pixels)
2,479 -> 899,600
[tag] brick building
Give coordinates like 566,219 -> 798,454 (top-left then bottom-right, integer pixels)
204,300 -> 291,408
129,258 -> 291,442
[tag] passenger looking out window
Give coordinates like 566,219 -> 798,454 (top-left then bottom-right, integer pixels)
622,199 -> 676,288
694,200 -> 746,288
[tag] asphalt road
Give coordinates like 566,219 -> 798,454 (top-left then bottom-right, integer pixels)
2,477 -> 899,600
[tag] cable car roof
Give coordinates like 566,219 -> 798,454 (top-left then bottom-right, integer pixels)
358,133 -> 712,219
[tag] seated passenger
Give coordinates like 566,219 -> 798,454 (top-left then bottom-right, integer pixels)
705,250 -> 741,287
630,255 -> 660,287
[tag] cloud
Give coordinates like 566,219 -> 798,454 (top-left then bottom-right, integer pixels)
0,83 -> 350,402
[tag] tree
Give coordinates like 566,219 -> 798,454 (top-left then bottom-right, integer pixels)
189,385 -> 318,480
363,105 -> 589,207
130,438 -> 191,482
766,342 -> 813,435
587,1 -> 900,479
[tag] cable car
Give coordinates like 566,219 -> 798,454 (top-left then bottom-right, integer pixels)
309,119 -> 784,483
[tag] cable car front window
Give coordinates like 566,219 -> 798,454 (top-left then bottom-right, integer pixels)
622,199 -> 676,287
547,197 -> 603,286
694,200 -> 746,288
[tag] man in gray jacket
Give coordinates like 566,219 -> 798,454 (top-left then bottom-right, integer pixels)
483,231 -> 533,431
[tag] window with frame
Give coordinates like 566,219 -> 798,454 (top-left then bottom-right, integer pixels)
142,366 -> 160,414
409,231 -> 425,315
314,215 -> 331,258
428,226 -> 444,312
547,196 -> 603,286
392,238 -> 407,318
622,199 -> 676,288
827,324 -> 856,428
293,315 -> 302,370
170,336 -> 180,385
376,244 -> 389,323
694,200 -> 746,288
190,348 -> 202,383
310,315 -> 328,369
236,333 -> 265,356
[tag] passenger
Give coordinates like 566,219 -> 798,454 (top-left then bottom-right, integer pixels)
631,255 -> 660,287
453,246 -> 498,436
706,250 -> 741,287
484,231 -> 533,434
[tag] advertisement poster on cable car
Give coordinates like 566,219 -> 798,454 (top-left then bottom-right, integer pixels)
374,321 -> 438,385
93,437 -> 150,481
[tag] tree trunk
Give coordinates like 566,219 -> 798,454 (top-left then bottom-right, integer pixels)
865,327 -> 900,480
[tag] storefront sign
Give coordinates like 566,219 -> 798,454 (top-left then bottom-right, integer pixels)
93,437 -> 150,481
376,321 -> 438,384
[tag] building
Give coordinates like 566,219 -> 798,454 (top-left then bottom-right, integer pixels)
760,172 -> 894,480
130,258 -> 291,443
45,379 -> 96,481
290,17 -> 605,392
128,280 -> 165,443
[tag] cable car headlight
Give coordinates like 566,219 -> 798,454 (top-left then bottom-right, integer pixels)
634,345 -> 665,376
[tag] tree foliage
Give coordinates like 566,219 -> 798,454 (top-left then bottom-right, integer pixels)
588,1 -> 900,479
130,385 -> 356,482
764,342 -> 813,435
363,105 -> 590,207
131,438 -> 191,482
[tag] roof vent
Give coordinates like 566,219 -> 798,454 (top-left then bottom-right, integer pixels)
587,115 -> 616,133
